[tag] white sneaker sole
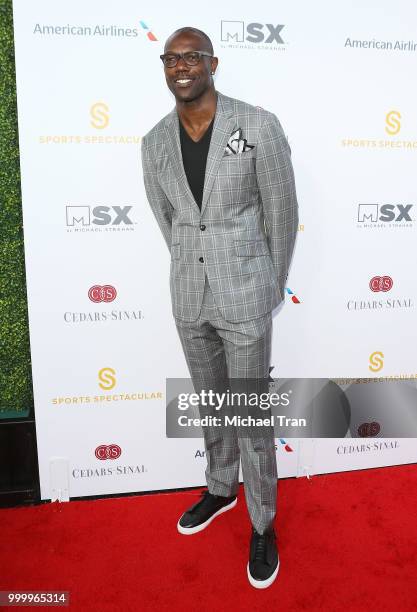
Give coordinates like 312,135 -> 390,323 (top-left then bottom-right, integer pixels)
177,497 -> 237,535
247,559 -> 280,589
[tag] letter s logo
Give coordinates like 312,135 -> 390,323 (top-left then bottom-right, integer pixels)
90,102 -> 109,129
369,351 -> 384,373
385,110 -> 401,136
98,367 -> 116,390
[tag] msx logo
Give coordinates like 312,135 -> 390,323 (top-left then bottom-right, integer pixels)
357,204 -> 413,223
66,205 -> 133,226
221,21 -> 284,44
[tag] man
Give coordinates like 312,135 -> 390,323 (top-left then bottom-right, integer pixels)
141,26 -> 298,589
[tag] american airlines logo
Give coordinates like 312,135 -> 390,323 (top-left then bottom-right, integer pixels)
276,438 -> 294,453
66,205 -> 136,233
357,203 -> 413,228
285,288 -> 301,304
220,21 -> 286,49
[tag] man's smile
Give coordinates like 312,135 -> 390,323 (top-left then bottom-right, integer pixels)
174,76 -> 196,88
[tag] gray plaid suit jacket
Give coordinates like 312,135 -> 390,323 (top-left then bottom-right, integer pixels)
141,90 -> 299,323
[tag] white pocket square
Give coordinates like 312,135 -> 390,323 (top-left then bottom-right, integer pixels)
224,128 -> 255,155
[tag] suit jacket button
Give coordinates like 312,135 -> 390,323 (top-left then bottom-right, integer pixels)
200,224 -> 206,231
199,256 -> 204,263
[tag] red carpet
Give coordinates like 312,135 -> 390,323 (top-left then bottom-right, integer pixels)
1,464 -> 416,611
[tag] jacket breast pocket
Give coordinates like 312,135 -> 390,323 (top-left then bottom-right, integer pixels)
234,239 -> 269,258
218,151 -> 257,185
221,150 -> 256,164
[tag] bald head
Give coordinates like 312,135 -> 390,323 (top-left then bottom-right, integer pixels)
164,27 -> 214,55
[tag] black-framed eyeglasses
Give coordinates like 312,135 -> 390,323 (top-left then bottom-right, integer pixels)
159,51 -> 213,68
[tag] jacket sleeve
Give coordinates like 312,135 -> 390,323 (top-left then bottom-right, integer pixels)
141,137 -> 173,252
255,114 -> 299,298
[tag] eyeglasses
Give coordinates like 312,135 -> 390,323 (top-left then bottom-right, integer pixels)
160,51 -> 213,68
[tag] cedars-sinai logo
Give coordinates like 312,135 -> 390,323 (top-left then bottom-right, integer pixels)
347,276 -> 412,312
369,276 -> 393,293
88,285 -> 117,303
357,421 -> 381,438
95,444 -> 122,460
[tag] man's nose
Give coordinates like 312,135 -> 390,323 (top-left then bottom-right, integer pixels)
175,55 -> 189,70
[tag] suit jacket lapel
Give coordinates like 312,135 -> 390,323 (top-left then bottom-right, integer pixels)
163,90 -> 236,216
201,93 -> 236,215
164,110 -> 197,212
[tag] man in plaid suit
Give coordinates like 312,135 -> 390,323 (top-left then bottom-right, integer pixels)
141,26 -> 298,589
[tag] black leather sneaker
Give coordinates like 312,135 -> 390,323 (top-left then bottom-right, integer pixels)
247,527 -> 279,589
177,490 -> 237,535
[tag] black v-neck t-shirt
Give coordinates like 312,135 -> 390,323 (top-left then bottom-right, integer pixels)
179,116 -> 214,210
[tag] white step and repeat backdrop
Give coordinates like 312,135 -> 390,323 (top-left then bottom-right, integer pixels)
12,0 -> 417,501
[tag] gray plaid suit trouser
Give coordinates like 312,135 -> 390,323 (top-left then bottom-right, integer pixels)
174,273 -> 278,535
